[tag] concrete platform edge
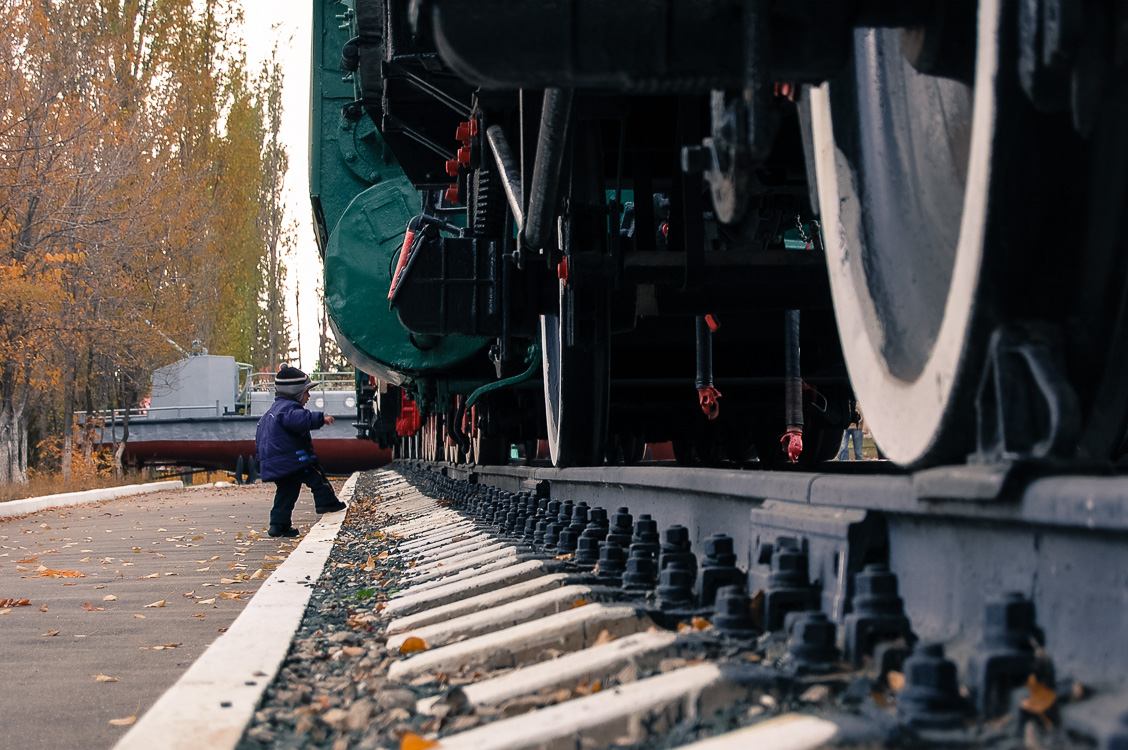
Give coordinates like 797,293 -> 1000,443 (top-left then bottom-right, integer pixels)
0,480 -> 186,519
111,472 -> 359,750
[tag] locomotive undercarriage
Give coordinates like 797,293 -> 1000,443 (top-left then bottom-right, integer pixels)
333,0 -> 1128,472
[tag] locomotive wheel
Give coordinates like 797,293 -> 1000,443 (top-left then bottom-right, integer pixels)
809,0 -> 1114,466
541,292 -> 610,467
540,121 -> 610,467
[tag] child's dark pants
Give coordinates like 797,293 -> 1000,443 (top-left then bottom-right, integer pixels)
270,467 -> 339,527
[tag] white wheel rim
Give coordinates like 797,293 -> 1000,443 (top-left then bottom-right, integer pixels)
810,0 -> 999,464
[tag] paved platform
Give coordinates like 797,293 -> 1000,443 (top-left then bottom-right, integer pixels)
0,481 -> 333,750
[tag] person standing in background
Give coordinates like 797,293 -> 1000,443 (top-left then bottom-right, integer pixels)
839,403 -> 865,461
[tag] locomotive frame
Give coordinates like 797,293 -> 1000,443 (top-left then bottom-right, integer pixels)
313,0 -> 1128,472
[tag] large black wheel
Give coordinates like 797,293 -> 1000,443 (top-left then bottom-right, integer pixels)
540,121 -> 610,467
810,1 -> 1128,466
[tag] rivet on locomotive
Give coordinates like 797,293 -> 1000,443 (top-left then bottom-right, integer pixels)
313,0 -> 1128,470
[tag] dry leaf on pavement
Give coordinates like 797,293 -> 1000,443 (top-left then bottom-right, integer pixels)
143,600 -> 166,608
33,569 -> 85,578
108,704 -> 138,726
95,674 -> 119,682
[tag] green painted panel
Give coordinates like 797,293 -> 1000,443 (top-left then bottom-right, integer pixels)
323,177 -> 490,384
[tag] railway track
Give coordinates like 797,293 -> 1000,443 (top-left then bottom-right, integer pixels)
244,463 -> 1128,749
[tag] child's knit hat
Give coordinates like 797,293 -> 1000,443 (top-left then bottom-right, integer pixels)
275,365 -> 314,398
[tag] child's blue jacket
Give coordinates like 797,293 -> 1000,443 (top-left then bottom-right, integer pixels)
255,395 -> 326,481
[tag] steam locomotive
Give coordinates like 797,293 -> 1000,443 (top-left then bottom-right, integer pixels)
312,0 -> 1128,470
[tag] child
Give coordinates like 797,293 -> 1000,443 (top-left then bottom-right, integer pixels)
255,365 -> 347,537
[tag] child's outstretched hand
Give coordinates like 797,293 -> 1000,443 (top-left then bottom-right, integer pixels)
324,415 -> 336,425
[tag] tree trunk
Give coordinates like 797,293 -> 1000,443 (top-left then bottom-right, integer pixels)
62,353 -> 75,484
113,381 -> 134,481
0,381 -> 30,485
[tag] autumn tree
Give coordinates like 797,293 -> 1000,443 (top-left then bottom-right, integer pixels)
251,46 -> 294,371
0,0 -> 291,484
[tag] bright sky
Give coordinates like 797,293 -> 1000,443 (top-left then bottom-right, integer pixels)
241,3 -> 319,372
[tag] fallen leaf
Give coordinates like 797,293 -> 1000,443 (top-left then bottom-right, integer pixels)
39,603 -> 48,612
95,674 -> 119,682
193,613 -> 206,618
134,614 -> 145,619
249,569 -> 265,580
219,591 -> 243,600
400,732 -> 437,750
103,595 -> 117,602
553,553 -> 574,561
399,636 -> 429,654
41,630 -> 60,637
376,551 -> 388,560
196,567 -> 210,572
83,602 -> 104,611
139,573 -> 159,579
591,629 -> 616,647
108,712 -> 136,726
570,598 -> 587,609
197,598 -> 216,605
17,556 -> 37,563
33,569 -> 85,578
691,616 -> 712,631
264,555 -> 285,562
1022,675 -> 1056,717
342,646 -> 365,657
144,600 -> 166,608
0,598 -> 31,607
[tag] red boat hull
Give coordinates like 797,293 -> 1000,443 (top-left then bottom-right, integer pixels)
122,439 -> 391,475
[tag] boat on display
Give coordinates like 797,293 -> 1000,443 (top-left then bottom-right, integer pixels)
84,355 -> 391,476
